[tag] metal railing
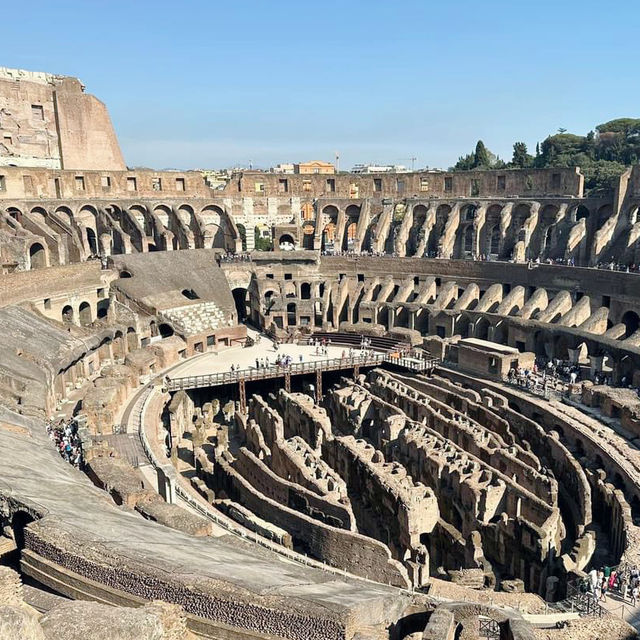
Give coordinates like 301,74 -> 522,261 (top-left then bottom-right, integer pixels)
166,354 -> 385,391
564,579 -> 607,618
166,353 -> 440,391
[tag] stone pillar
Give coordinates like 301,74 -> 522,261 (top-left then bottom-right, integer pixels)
567,348 -> 580,365
589,355 -> 605,379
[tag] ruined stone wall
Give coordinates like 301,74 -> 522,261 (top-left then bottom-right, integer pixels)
0,69 -> 125,171
222,168 -> 583,199
22,524 -> 348,640
0,167 -> 208,200
234,446 -> 355,530
211,452 -> 411,587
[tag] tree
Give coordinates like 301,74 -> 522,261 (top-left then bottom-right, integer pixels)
511,142 -> 533,168
453,153 -> 476,171
473,140 -> 490,168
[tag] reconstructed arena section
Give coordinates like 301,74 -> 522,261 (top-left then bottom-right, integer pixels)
1,68 -> 640,640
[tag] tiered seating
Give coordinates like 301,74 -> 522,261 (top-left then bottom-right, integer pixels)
162,302 -> 228,335
307,331 -> 408,352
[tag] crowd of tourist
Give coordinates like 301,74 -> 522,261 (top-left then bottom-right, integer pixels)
321,249 -> 387,257
218,251 -> 251,263
581,566 -> 640,606
596,261 -> 640,273
46,418 -> 84,469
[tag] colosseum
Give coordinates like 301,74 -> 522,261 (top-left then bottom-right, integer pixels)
1,67 -> 639,640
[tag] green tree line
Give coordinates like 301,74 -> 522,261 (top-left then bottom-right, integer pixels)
451,118 -> 640,193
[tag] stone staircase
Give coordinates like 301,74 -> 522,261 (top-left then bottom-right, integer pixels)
162,302 -> 230,336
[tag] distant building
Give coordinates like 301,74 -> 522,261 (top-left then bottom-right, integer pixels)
201,169 -> 232,190
271,163 -> 295,174
294,161 -> 335,175
351,164 -> 409,174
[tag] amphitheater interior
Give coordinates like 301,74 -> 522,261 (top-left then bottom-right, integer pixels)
1,67 -> 640,640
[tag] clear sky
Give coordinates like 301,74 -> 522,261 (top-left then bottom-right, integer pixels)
3,0 -> 639,170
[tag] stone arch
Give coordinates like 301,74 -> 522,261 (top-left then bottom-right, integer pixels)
177,203 -> 195,225
461,203 -> 477,222
622,310 -> 640,338
54,205 -> 73,226
232,287 -> 249,321
6,206 -> 22,223
575,205 -> 590,221
428,204 -> 451,255
78,301 -> 92,326
126,327 -> 138,350
159,323 -> 174,338
61,304 -> 74,324
597,203 -> 613,226
11,510 -> 35,553
30,205 -> 47,220
29,242 -> 48,269
128,203 -> 149,234
97,298 -> 110,319
455,314 -> 472,338
279,233 -> 295,250
343,221 -> 358,251
407,204 -> 428,255
300,282 -> 312,299
475,317 -> 491,340
200,204 -> 234,249
153,204 -> 172,228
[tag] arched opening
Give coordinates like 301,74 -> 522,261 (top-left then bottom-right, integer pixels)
126,327 -> 138,350
78,301 -> 92,326
159,323 -> 174,338
490,226 -> 500,255
622,310 -> 640,338
279,234 -> 295,250
321,205 -> 339,252
287,302 -> 297,326
86,227 -> 98,255
300,283 -> 312,299
119,270 -> 132,279
475,317 -> 490,340
182,289 -> 200,300
62,305 -> 74,325
11,510 -> 35,554
576,205 -> 590,221
232,287 -> 248,321
322,222 -> 336,252
463,225 -> 473,253
29,242 -> 47,269
343,221 -> 358,251
97,299 -> 109,319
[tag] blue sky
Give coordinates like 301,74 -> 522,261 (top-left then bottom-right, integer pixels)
3,0 -> 639,170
